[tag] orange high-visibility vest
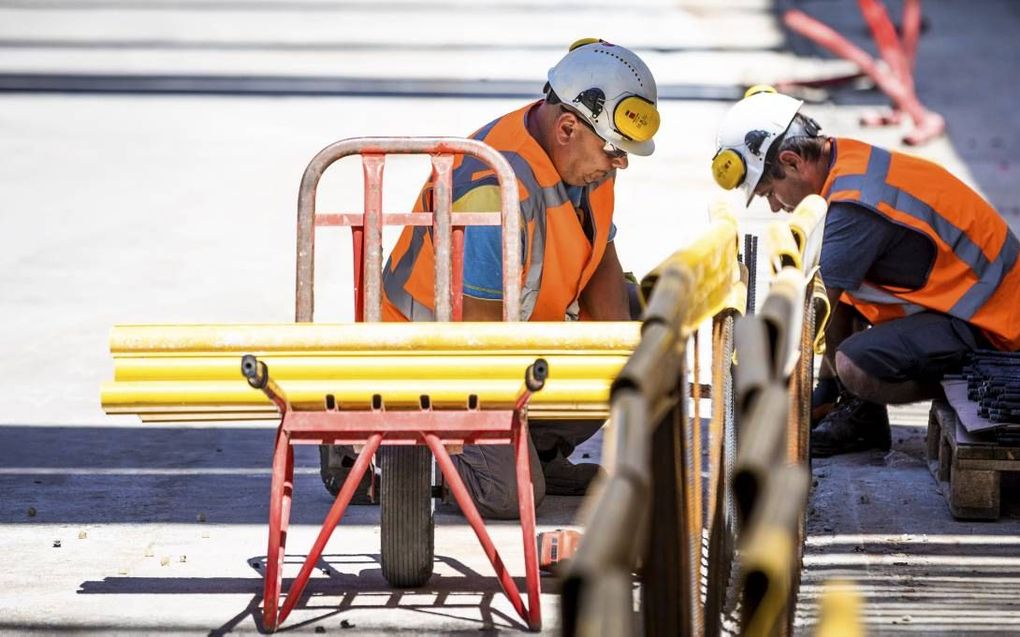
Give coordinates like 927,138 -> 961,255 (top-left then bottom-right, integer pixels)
823,138 -> 1020,351
382,102 -> 615,322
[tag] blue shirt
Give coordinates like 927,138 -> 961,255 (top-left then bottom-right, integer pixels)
463,185 -> 617,300
820,201 -> 935,291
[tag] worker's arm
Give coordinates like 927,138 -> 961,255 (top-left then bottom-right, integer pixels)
456,184 -> 515,322
821,285 -> 854,376
815,202 -> 884,377
578,242 -> 631,321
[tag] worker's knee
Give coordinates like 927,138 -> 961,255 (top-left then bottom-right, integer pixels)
474,476 -> 546,520
451,447 -> 546,520
835,350 -> 884,403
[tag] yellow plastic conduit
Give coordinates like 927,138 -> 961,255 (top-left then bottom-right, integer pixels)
113,354 -> 629,382
101,378 -> 614,411
110,321 -> 641,355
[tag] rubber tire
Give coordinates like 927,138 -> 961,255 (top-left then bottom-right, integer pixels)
380,446 -> 435,588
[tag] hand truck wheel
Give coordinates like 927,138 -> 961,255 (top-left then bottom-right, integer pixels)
380,445 -> 435,587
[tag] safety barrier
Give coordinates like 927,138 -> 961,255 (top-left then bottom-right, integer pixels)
561,195 -> 829,636
561,201 -> 744,636
729,194 -> 828,636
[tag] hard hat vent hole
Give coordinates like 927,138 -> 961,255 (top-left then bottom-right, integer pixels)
595,49 -> 644,87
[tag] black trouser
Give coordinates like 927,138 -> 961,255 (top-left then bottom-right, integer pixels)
839,311 -> 989,382
319,419 -> 603,519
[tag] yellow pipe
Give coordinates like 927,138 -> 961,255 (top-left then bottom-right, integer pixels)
101,378 -> 613,411
113,354 -> 629,382
132,406 -> 611,422
110,321 -> 641,355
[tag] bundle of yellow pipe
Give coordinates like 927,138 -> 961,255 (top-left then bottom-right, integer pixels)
102,321 -> 640,422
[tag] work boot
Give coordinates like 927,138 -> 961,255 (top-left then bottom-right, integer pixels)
541,451 -> 603,496
319,445 -> 377,504
811,377 -> 841,427
811,392 -> 892,458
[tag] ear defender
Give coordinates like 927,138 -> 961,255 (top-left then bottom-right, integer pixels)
569,37 -> 603,51
613,95 -> 660,142
744,84 -> 777,98
711,148 -> 746,190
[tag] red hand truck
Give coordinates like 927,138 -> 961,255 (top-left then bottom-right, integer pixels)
251,137 -> 543,631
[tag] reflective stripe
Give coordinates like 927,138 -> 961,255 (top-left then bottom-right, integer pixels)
501,151 -> 571,217
383,227 -> 436,320
521,210 -> 546,320
447,150 -> 555,319
565,299 -> 580,321
470,116 -> 501,145
951,230 -> 1020,318
385,105 -> 610,322
847,283 -> 925,316
828,173 -> 865,194
831,147 -> 1001,311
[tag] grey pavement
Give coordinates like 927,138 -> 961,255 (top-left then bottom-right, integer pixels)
1,0 -> 1020,634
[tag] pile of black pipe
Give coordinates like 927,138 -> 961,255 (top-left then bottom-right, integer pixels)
960,350 -> 1020,424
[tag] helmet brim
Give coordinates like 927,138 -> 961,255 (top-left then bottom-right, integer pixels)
614,136 -> 654,157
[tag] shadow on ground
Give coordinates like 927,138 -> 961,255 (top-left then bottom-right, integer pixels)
0,425 -> 586,526
71,553 -> 548,634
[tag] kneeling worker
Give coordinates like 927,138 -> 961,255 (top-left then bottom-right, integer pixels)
321,39 -> 660,518
711,87 -> 1020,457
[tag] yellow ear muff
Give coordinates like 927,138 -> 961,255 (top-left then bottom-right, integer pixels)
568,37 -> 602,51
744,84 -> 777,98
613,95 -> 660,142
712,148 -> 746,190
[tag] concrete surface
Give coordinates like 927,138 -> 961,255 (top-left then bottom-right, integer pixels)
1,0 -> 1019,634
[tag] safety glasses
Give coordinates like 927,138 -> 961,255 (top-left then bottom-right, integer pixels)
563,106 -> 627,159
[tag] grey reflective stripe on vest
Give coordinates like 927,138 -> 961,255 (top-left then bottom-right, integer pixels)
449,147 -> 573,320
382,135 -> 573,321
565,299 -> 580,321
846,282 -> 926,316
382,227 -> 435,321
951,230 -> 1020,317
830,146 -> 1020,320
499,151 -> 569,320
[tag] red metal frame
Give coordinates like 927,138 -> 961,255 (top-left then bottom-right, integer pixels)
258,137 -> 540,632
295,137 -> 522,323
256,373 -> 542,631
782,0 -> 945,146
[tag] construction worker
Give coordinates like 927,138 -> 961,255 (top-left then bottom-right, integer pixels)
712,87 -> 1020,457
319,39 -> 660,518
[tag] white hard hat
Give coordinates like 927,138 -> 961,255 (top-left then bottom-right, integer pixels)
712,86 -> 804,205
547,38 -> 660,156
